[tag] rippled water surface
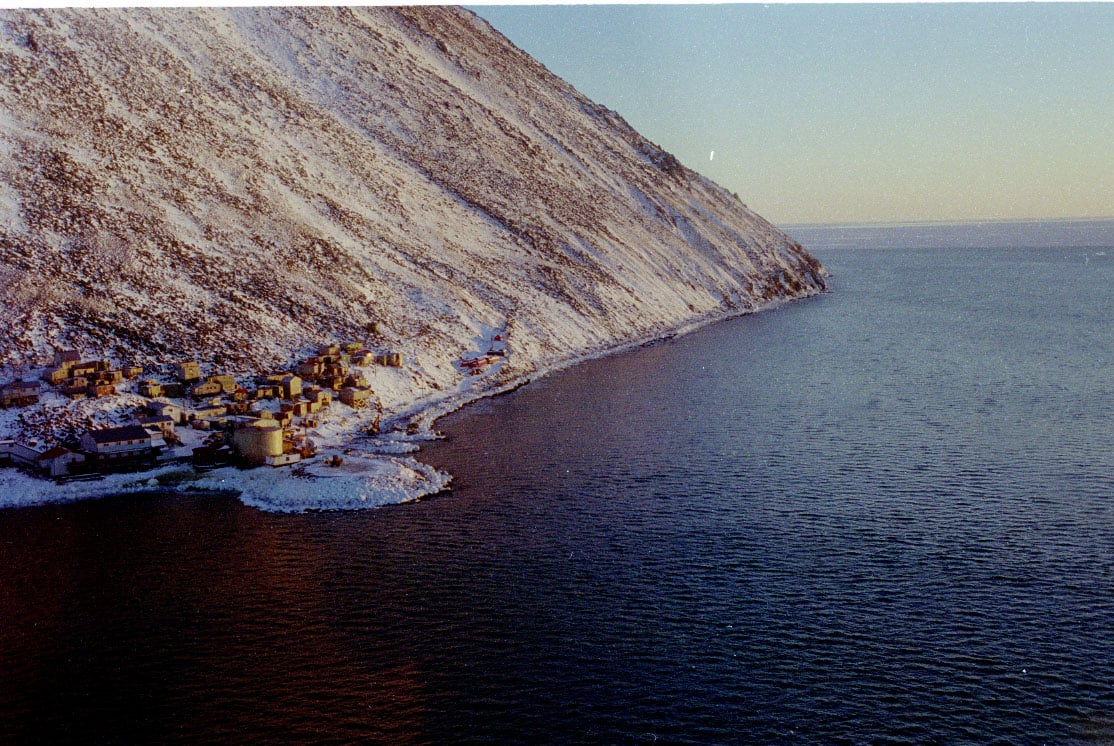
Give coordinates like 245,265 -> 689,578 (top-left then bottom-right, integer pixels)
2,225 -> 1112,744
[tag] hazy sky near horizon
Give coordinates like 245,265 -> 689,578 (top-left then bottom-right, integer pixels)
472,4 -> 1113,226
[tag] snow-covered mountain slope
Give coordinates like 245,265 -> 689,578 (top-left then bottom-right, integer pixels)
0,7 -> 825,391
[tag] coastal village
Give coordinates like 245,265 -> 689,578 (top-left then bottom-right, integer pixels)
0,337 -> 507,483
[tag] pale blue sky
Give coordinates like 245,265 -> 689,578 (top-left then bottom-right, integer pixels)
472,4 -> 1114,225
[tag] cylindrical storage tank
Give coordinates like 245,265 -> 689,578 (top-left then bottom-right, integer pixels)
232,421 -> 284,465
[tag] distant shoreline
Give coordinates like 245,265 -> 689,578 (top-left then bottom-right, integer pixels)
783,215 -> 1114,231
785,217 -> 1114,252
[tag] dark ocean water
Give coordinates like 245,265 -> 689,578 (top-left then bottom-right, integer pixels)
1,221 -> 1112,744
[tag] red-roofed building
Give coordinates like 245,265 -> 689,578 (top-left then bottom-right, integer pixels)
36,446 -> 85,477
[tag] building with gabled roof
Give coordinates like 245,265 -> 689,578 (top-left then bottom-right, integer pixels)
36,446 -> 85,477
147,401 -> 185,424
0,380 -> 41,408
139,415 -> 176,438
80,425 -> 165,460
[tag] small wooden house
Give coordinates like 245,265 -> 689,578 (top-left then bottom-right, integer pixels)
0,380 -> 41,408
70,362 -> 102,378
296,360 -> 323,380
210,374 -> 237,393
147,401 -> 185,424
375,352 -> 403,367
280,375 -> 302,400
139,415 -> 175,438
86,382 -> 116,398
343,374 -> 369,389
43,351 -> 82,384
175,361 -> 202,383
192,404 -> 228,420
225,401 -> 251,416
139,380 -> 164,398
61,377 -> 88,397
190,380 -> 222,399
42,367 -> 70,385
339,385 -> 373,409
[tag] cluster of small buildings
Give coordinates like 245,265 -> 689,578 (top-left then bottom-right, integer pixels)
159,345 -> 380,464
0,341 -> 404,480
1,350 -> 144,409
40,350 -> 144,400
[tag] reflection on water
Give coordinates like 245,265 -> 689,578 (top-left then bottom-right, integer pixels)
2,235 -> 1113,743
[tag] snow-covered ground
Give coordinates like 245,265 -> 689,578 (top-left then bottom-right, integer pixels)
0,456 -> 449,513
0,7 -> 828,512
0,293 -> 810,513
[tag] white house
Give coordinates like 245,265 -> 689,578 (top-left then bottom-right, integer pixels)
36,446 -> 86,477
80,425 -> 165,459
146,401 -> 185,424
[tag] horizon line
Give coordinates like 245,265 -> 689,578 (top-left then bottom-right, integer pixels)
781,215 -> 1114,230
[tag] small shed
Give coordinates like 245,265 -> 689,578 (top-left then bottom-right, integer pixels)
147,401 -> 185,424
139,415 -> 175,438
280,375 -> 302,400
375,352 -> 403,367
36,446 -> 85,477
139,380 -> 164,398
42,367 -> 70,385
339,386 -> 373,409
297,360 -> 324,380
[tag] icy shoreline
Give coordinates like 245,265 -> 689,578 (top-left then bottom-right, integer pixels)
0,290 -> 821,514
399,290 -> 817,435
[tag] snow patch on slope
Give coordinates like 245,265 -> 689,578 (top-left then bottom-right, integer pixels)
0,6 -> 827,511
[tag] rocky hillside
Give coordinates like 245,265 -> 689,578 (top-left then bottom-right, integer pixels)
0,7 -> 825,391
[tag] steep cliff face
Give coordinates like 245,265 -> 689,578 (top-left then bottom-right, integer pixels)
0,7 -> 825,387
